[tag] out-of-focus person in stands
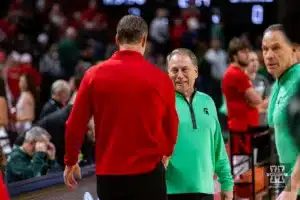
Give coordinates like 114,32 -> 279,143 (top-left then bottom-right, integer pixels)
149,8 -> 170,56
5,52 -> 40,105
19,53 -> 41,89
36,73 -> 94,169
39,79 -> 71,119
170,18 -> 186,49
49,3 -> 65,28
6,127 -> 56,183
181,17 -> 200,53
64,15 -> 178,200
0,146 -> 10,200
13,74 -> 37,134
0,77 -> 11,155
6,51 -> 21,103
245,51 -> 270,116
205,38 -> 228,82
165,48 -> 233,200
39,44 -> 63,106
58,27 -> 80,80
205,38 -> 228,109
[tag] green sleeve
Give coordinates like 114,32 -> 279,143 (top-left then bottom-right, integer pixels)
8,152 -> 47,181
214,118 -> 234,191
207,96 -> 234,191
267,83 -> 278,127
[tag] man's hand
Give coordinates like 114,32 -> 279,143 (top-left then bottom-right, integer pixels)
35,142 -> 47,152
64,163 -> 81,189
162,156 -> 169,168
46,142 -> 56,160
221,191 -> 233,200
276,191 -> 298,200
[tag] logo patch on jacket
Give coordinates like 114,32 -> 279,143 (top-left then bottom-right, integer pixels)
204,108 -> 209,115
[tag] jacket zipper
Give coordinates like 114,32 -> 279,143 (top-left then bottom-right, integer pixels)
188,103 -> 197,129
178,92 -> 197,129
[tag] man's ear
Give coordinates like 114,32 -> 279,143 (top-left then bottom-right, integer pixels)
115,35 -> 120,45
293,43 -> 300,51
141,34 -> 147,47
194,66 -> 199,78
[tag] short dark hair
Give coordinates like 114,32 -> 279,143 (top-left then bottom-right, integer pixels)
167,48 -> 198,66
116,15 -> 148,44
228,37 -> 249,62
263,24 -> 290,43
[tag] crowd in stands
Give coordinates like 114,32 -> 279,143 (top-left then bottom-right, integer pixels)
0,0 -> 274,184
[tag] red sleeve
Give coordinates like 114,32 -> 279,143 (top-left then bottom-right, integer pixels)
234,71 -> 252,94
163,78 -> 179,156
64,69 -> 93,166
0,173 -> 10,200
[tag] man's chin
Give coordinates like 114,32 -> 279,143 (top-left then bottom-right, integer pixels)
175,87 -> 185,94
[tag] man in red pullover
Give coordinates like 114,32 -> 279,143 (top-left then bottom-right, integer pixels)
64,15 -> 179,200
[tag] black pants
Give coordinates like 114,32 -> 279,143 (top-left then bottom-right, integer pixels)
97,163 -> 167,200
168,193 -> 214,200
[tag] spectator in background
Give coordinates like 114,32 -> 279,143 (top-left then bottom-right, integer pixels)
6,127 -> 56,183
69,12 -> 83,30
14,74 -> 37,134
6,52 -> 40,104
245,51 -> 271,100
37,73 -> 94,168
39,79 -> 71,119
149,8 -> 169,56
6,51 -> 21,102
58,27 -> 80,80
19,53 -> 41,88
205,38 -> 227,81
39,44 -> 63,105
205,38 -> 228,109
0,77 -> 11,155
34,33 -> 50,61
245,51 -> 270,125
81,0 -> 99,29
181,17 -> 199,53
170,18 -> 186,49
49,3 -> 65,28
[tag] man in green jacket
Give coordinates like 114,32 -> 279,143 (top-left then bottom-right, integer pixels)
264,24 -> 300,200
6,127 -> 56,183
166,48 -> 234,200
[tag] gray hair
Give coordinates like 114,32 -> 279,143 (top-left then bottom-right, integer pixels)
24,127 -> 51,142
167,48 -> 198,66
51,80 -> 71,95
263,24 -> 291,44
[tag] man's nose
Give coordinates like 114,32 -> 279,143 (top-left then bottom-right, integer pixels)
265,50 -> 274,60
177,70 -> 184,79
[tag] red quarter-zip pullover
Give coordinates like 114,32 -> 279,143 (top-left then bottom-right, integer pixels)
64,50 -> 178,175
